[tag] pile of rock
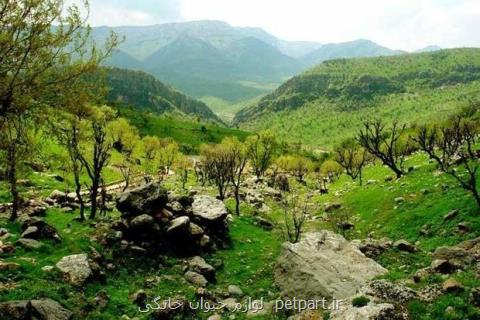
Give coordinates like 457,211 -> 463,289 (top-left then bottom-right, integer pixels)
0,298 -> 72,320
112,183 -> 230,254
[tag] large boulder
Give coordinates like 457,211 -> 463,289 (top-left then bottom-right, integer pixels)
274,231 -> 388,300
0,299 -> 72,320
192,195 -> 227,223
19,217 -> 61,242
116,183 -> 168,217
56,254 -> 93,286
330,302 -> 407,320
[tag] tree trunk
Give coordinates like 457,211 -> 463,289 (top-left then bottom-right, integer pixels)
472,188 -> 480,209
234,187 -> 240,216
7,144 -> 19,221
73,171 -> 85,221
89,177 -> 99,219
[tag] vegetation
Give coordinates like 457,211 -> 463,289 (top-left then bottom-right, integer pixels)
234,49 -> 480,148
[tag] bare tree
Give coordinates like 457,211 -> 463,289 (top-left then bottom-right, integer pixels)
224,138 -> 248,215
200,144 -> 231,200
415,117 -> 480,208
281,190 -> 309,243
335,138 -> 369,185
246,131 -> 277,178
358,120 -> 408,178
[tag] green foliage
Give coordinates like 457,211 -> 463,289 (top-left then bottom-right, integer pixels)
351,296 -> 370,308
235,49 -> 480,148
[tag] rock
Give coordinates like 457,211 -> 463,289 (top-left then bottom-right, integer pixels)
0,261 -> 21,271
457,222 -> 470,234
431,259 -> 458,274
0,227 -> 8,236
30,298 -> 73,320
20,217 -> 61,242
116,183 -> 168,217
364,280 -> 417,304
17,238 -> 44,250
189,223 -> 204,238
433,246 -> 473,267
274,231 -> 387,300
254,217 -> 274,230
275,174 -> 290,191
394,197 -> 405,203
0,300 -> 30,319
442,278 -> 464,293
227,285 -> 243,297
324,202 -> 342,213
184,271 -> 208,287
208,314 -> 222,320
413,267 -> 432,283
188,256 -> 215,281
199,235 -> 211,248
129,246 -> 147,255
443,209 -> 459,221
166,216 -> 191,237
330,302 -> 407,320
337,221 -> 355,231
42,265 -> 55,272
129,214 -> 155,230
94,290 -> 110,309
132,290 -> 147,306
56,254 -> 93,286
49,190 -> 67,203
353,238 -> 392,259
192,195 -> 228,223
470,287 -> 480,307
393,239 -> 416,253
220,298 -> 238,312
152,296 -> 188,320
21,226 -> 39,239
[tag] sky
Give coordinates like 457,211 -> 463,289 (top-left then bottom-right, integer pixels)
69,0 -> 480,51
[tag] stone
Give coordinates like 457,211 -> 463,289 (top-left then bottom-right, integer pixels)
188,256 -> 216,281
220,298 -> 238,312
393,239 -> 416,253
413,267 -> 432,283
200,235 -> 211,248
364,280 -> 417,304
0,300 -> 30,319
443,209 -> 459,221
470,287 -> 480,307
228,285 -> 243,297
354,237 -> 392,259
274,231 -> 387,300
184,271 -> 208,287
394,197 -> 405,203
442,278 -> 464,293
189,223 -> 204,238
0,261 -> 21,271
30,298 -> 73,320
129,214 -> 155,230
254,217 -> 274,230
330,302 -> 407,320
166,216 -> 191,236
431,259 -> 458,274
17,238 -> 44,250
324,202 -> 342,212
56,254 -> 93,286
433,246 -> 473,267
208,314 -> 222,320
275,174 -> 290,191
116,183 -> 168,217
49,190 -> 67,203
21,226 -> 39,239
94,290 -> 110,309
132,290 -> 147,305
192,195 -> 228,223
20,217 -> 61,242
457,222 -> 470,233
42,265 -> 55,272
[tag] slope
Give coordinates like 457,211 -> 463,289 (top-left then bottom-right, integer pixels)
234,48 -> 480,148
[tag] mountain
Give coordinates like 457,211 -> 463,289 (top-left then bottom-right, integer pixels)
92,21 -> 411,110
101,67 -> 223,124
301,39 -> 405,66
234,48 -> 480,148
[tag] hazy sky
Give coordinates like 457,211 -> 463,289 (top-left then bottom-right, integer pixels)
70,0 -> 480,51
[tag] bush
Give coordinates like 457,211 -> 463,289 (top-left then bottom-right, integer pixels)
352,296 -> 370,308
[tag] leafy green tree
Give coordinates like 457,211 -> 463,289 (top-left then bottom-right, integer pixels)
223,137 -> 248,215
246,131 -> 277,178
335,138 -> 369,185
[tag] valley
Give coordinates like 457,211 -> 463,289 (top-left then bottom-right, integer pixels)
0,2 -> 479,320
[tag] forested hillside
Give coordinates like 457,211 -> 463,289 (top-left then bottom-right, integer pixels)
234,48 -> 480,147
101,67 -> 223,124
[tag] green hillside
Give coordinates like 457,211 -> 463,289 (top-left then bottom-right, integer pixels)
234,48 -> 480,148
102,67 -> 223,124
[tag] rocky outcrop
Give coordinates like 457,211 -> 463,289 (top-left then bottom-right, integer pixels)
0,298 -> 72,320
330,302 -> 408,320
274,231 -> 388,300
113,183 -> 229,254
56,254 -> 93,286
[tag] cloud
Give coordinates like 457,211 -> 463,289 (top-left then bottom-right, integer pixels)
181,0 -> 480,51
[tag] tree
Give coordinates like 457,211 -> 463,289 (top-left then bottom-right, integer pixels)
200,144 -> 231,200
141,136 -> 161,179
78,106 -> 116,219
320,160 -> 343,183
335,138 -> 369,185
281,190 -> 310,243
109,118 -> 140,191
158,139 -> 179,180
276,155 -> 313,183
224,138 -> 248,215
175,155 -> 191,190
415,117 -> 480,208
358,120 -> 409,178
246,131 -> 277,178
0,0 -> 118,220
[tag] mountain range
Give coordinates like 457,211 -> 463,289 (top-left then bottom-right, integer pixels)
92,20 -> 415,105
